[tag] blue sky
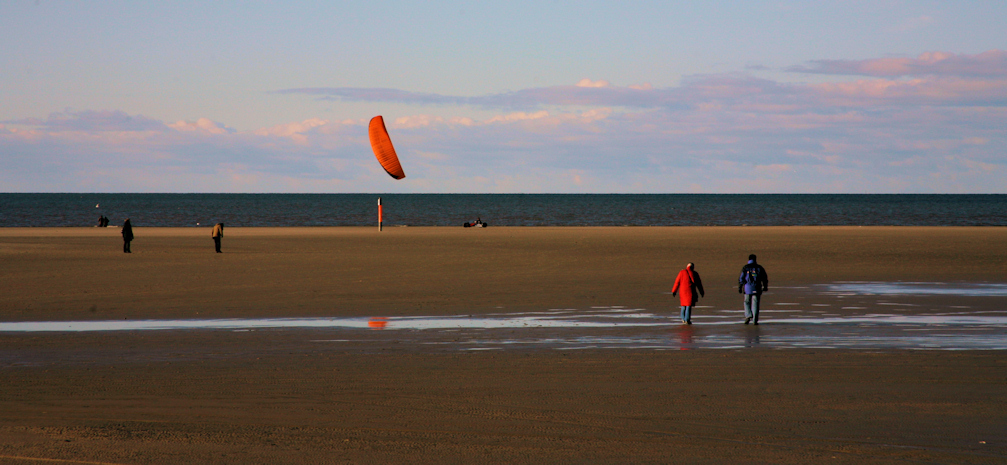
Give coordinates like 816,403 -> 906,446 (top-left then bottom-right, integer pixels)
2,1 -> 1005,192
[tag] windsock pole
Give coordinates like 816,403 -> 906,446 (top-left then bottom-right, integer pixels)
378,197 -> 383,231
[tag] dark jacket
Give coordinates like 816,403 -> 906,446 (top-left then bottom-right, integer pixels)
121,220 -> 134,242
738,261 -> 768,295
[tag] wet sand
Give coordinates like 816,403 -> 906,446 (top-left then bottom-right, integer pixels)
3,226 -> 1005,320
1,227 -> 1006,463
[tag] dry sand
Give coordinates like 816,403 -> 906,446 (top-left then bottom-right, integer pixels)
1,227 -> 1005,463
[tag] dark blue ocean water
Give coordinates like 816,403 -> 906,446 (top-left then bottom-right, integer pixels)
2,194 -> 1006,227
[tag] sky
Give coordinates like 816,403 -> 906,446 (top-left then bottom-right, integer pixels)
1,1 -> 1006,193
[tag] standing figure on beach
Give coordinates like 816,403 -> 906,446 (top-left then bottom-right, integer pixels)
671,262 -> 704,325
738,254 -> 769,324
211,223 -> 224,253
121,218 -> 133,253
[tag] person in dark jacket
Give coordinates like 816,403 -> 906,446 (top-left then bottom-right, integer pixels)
121,218 -> 134,253
738,254 -> 768,324
671,262 -> 704,325
211,223 -> 224,253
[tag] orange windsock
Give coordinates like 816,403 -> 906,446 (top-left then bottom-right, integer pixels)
368,116 -> 406,180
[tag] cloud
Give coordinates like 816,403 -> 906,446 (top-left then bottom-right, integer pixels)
788,50 -> 1007,77
253,118 -> 329,144
275,79 -> 679,110
5,110 -> 166,132
169,118 -> 233,135
484,111 -> 550,124
3,51 -> 1007,193
576,78 -> 610,88
275,68 -> 1007,113
393,115 -> 475,128
810,76 -> 1007,107
2,100 -> 1004,192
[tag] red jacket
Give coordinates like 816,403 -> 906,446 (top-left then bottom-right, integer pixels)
672,268 -> 704,306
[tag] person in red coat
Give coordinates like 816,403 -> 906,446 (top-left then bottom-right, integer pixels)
671,263 -> 704,324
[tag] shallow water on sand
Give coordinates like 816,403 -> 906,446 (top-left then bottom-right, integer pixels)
2,310 -> 1004,350
3,282 -> 1006,351
823,281 -> 1007,297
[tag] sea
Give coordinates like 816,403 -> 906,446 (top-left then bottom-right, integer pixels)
2,193 -> 1006,227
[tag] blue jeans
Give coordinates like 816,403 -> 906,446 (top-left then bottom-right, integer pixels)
744,294 -> 760,322
680,306 -> 692,323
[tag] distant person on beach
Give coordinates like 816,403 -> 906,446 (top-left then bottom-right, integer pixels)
121,218 -> 133,253
101,215 -> 108,227
672,262 -> 704,324
211,223 -> 224,253
738,254 -> 769,324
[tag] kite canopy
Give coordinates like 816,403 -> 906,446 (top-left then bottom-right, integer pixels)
368,116 -> 405,180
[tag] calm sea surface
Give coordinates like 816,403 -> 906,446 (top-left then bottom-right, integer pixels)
2,194 -> 1005,227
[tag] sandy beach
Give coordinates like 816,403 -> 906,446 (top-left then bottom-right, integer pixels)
1,226 -> 1005,463
3,226 -> 1005,320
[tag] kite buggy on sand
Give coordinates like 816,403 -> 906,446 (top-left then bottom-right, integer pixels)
463,218 -> 488,228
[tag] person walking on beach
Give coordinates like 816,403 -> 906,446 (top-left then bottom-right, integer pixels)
211,223 -> 224,253
739,254 -> 769,324
121,218 -> 133,253
672,262 -> 704,325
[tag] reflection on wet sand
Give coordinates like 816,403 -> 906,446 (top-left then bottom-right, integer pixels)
677,325 -> 694,350
745,326 -> 761,347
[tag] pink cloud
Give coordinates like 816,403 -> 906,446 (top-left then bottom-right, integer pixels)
484,111 -> 550,124
169,118 -> 232,135
392,115 -> 475,128
576,78 -> 611,88
810,76 -> 1007,106
253,118 -> 329,144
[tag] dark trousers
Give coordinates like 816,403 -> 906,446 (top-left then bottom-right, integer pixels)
213,236 -> 221,253
123,240 -> 131,253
